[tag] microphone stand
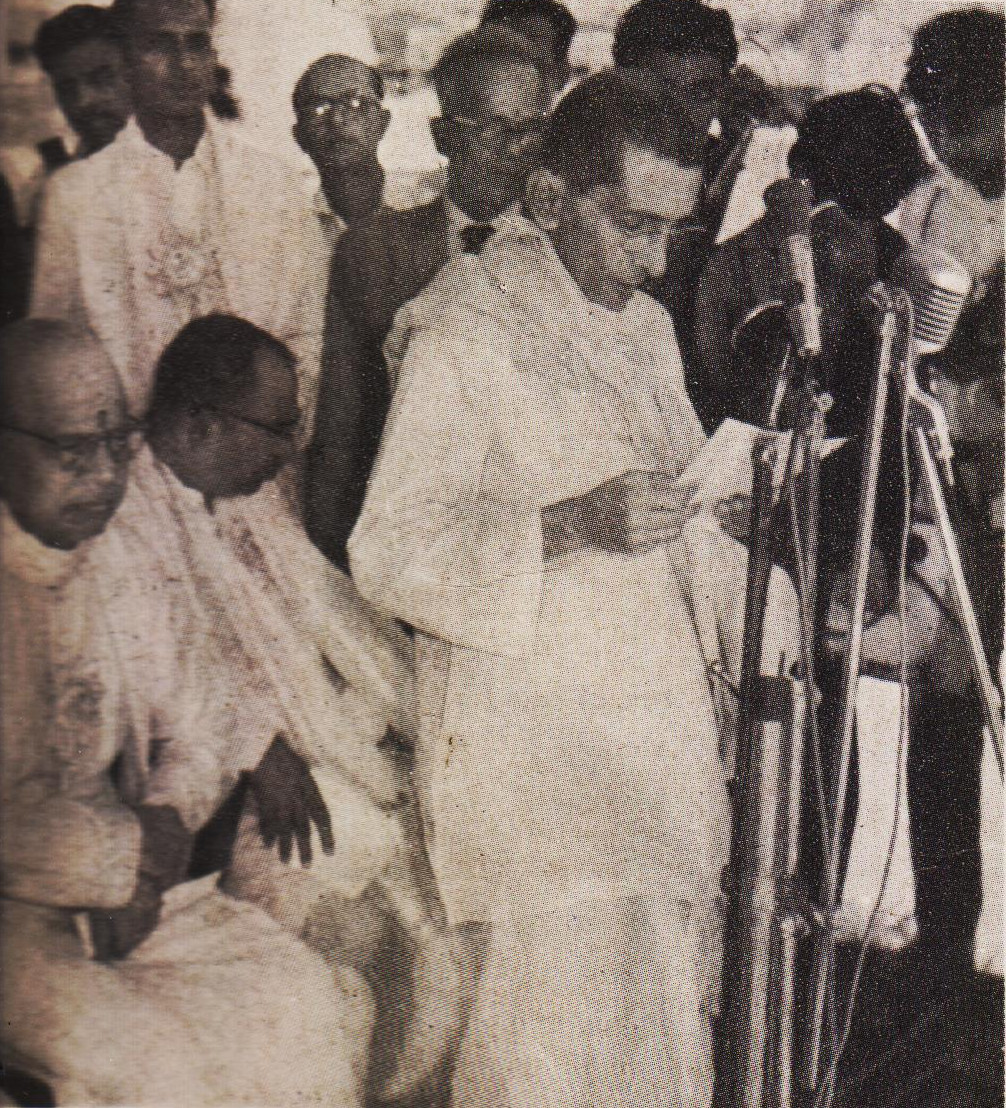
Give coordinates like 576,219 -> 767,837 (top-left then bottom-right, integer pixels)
801,285 -> 904,1094
719,343 -> 827,1108
901,361 -> 1004,773
800,287 -> 1006,1097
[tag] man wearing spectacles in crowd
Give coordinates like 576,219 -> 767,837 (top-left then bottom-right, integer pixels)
293,55 -> 391,250
307,25 -> 552,571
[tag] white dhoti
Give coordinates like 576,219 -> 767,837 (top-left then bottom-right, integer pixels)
1,878 -> 370,1106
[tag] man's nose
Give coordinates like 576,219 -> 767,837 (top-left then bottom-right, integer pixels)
76,81 -> 107,113
333,113 -> 368,144
172,43 -> 203,78
82,441 -> 124,487
638,229 -> 671,280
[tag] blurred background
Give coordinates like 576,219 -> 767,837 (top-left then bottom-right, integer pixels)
2,0 -> 1004,218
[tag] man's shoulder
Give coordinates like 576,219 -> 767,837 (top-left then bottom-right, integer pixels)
214,125 -> 311,205
336,198 -> 447,265
41,135 -> 123,203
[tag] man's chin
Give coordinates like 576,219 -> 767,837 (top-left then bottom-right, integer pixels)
80,117 -> 126,152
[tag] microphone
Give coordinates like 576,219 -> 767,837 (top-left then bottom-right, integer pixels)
898,93 -> 941,170
895,245 -> 974,356
763,178 -> 822,360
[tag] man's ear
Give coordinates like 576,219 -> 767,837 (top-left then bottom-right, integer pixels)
430,116 -> 453,160
525,166 -> 569,232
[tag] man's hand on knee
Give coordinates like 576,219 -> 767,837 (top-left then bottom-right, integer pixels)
245,734 -> 334,867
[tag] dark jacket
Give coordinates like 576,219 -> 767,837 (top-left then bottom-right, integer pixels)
306,198 -> 451,571
694,211 -> 911,614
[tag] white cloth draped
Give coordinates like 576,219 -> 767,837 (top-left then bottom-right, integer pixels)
351,225 -> 800,1106
0,508 -> 361,1105
121,451 -> 418,931
31,115 -> 327,425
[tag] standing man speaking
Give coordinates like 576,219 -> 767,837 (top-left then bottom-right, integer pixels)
351,71 -> 796,1108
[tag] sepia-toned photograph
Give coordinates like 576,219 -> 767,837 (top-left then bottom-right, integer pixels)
0,0 -> 1002,1105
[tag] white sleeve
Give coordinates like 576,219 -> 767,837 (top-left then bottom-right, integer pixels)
349,324 -> 545,658
141,580 -> 228,832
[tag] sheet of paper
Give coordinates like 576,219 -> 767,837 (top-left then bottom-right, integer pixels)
677,418 -> 847,510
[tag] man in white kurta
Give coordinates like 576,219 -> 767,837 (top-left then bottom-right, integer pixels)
30,0 -> 326,428
0,320 -> 364,1106
123,312 -> 460,1101
350,72 -> 798,1107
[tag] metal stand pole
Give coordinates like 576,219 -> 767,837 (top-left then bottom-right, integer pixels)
800,288 -> 1005,1098
801,288 -> 902,1092
901,365 -> 1005,774
720,373 -> 825,1108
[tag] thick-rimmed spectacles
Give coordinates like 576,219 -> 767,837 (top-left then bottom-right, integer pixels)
200,405 -> 300,444
304,93 -> 383,124
0,421 -> 144,475
448,113 -> 547,150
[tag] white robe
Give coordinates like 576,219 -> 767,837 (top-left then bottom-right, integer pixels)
30,114 -> 327,425
351,225 -> 799,1107
121,450 -> 418,926
0,506 -> 363,1106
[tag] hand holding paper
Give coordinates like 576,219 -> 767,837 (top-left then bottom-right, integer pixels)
677,418 -> 848,512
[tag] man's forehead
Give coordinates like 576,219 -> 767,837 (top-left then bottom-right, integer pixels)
240,348 -> 299,416
300,58 -> 377,103
51,37 -> 122,76
610,144 -> 703,217
5,346 -> 124,434
131,0 -> 211,34
465,60 -> 546,116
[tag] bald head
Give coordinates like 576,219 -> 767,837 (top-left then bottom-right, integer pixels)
1,320 -> 124,435
0,320 -> 131,549
293,54 -> 383,114
292,53 -> 389,218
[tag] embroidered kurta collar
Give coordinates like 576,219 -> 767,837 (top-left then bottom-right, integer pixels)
119,111 -> 218,175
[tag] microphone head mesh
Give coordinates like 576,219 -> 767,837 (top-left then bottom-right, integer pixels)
895,247 -> 973,356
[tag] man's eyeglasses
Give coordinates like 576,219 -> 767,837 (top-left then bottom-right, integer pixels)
304,92 -> 383,124
0,421 -> 144,475
447,113 -> 547,151
200,405 -> 300,444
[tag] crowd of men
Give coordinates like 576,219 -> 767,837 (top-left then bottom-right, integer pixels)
0,0 -> 1002,1104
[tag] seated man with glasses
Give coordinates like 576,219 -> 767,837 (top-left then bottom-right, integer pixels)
0,319 -> 358,1106
126,313 -> 461,1105
306,25 -> 552,572
293,54 -> 391,251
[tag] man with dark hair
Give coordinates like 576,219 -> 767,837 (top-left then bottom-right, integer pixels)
479,0 -> 577,97
888,8 -> 1005,980
903,7 -> 1005,205
34,5 -> 131,159
613,0 -> 738,162
31,0 -> 323,428
350,69 -> 797,1107
293,55 -> 390,249
132,313 -> 459,1106
306,25 -> 551,570
612,0 -> 777,381
695,86 -> 928,431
